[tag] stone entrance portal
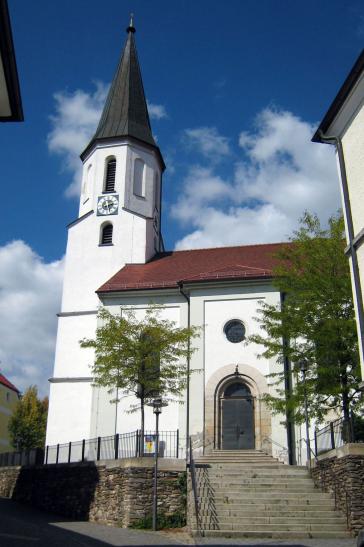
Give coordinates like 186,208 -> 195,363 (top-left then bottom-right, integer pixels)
204,364 -> 272,454
220,381 -> 255,449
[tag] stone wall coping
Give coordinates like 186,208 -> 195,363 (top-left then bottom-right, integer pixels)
315,442 -> 364,462
97,457 -> 186,471
0,457 -> 186,472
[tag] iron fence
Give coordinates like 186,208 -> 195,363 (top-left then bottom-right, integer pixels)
0,447 -> 44,467
314,416 -> 355,456
0,430 -> 179,467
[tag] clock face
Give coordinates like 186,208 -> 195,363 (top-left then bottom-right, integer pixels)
97,195 -> 119,216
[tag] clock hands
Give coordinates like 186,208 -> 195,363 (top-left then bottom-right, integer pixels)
97,195 -> 119,215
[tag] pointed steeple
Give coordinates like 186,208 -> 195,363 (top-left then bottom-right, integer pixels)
81,17 -> 163,165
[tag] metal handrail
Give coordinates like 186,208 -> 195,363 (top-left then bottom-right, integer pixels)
188,436 -> 202,536
300,437 -> 317,466
261,436 -> 289,463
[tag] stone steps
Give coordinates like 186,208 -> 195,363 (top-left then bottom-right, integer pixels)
196,499 -> 339,515
200,483 -> 318,497
192,522 -> 347,532
194,530 -> 350,539
197,477 -> 316,485
197,509 -> 345,518
188,449 -> 350,538
196,515 -> 347,525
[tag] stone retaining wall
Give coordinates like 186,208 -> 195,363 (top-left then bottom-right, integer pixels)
311,444 -> 364,534
0,458 -> 186,527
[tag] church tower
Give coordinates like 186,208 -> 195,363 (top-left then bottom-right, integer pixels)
46,18 -> 165,445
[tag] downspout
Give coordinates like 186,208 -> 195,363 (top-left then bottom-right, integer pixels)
178,282 -> 190,461
280,292 -> 296,465
318,131 -> 364,373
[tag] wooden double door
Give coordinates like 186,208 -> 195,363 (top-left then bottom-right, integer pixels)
220,381 -> 255,450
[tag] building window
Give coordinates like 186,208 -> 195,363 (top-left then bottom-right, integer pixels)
133,158 -> 145,197
100,223 -> 113,245
82,163 -> 92,196
104,158 -> 116,193
154,172 -> 159,210
6,392 -> 10,402
224,319 -> 246,343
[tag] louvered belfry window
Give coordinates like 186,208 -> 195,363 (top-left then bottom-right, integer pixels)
104,159 -> 116,192
101,224 -> 113,245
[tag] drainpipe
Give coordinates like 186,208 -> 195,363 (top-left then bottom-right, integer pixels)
318,131 -> 364,376
178,282 -> 191,461
281,292 -> 296,465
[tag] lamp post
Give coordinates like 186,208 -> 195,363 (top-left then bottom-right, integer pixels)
152,398 -> 162,531
299,359 -> 311,467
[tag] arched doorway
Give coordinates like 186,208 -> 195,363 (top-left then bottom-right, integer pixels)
219,380 -> 255,449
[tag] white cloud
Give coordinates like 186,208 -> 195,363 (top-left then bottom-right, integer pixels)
183,126 -> 231,161
0,241 -> 64,396
173,109 -> 340,250
48,82 -> 108,198
147,101 -> 168,120
48,84 -> 168,198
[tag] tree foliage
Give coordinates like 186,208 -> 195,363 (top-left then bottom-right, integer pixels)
249,212 -> 361,424
8,386 -> 48,450
80,306 -> 200,434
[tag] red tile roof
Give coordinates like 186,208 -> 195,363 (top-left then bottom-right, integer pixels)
0,373 -> 19,393
97,242 -> 289,293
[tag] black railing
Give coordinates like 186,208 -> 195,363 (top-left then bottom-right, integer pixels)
45,430 -> 179,464
0,430 -> 179,467
314,415 -> 356,456
187,436 -> 202,536
0,447 -> 44,467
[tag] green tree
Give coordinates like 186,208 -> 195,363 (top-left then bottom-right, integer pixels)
80,306 -> 200,437
8,386 -> 48,450
249,212 -> 361,425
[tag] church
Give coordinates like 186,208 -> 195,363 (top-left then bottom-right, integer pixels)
46,19 -> 296,464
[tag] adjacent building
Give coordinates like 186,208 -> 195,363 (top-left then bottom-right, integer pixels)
0,373 -> 20,453
313,50 -> 364,384
0,0 -> 23,122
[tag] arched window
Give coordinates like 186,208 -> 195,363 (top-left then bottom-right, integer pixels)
154,172 -> 159,209
100,223 -> 113,245
223,382 -> 251,398
104,158 -> 116,193
133,158 -> 145,197
82,164 -> 92,195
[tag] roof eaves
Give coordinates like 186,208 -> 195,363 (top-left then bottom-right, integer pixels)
0,0 -> 23,122
0,375 -> 19,393
312,49 -> 364,143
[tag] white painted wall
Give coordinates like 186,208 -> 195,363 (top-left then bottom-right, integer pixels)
47,137 -> 162,447
46,381 -> 93,445
187,284 -> 287,453
325,76 -> 364,379
89,298 -> 187,446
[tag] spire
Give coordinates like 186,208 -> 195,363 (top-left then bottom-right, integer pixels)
81,16 -> 160,161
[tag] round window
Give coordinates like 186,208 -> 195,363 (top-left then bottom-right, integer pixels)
224,319 -> 246,343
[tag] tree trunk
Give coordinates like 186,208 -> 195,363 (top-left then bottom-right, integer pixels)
340,366 -> 352,441
140,397 -> 145,456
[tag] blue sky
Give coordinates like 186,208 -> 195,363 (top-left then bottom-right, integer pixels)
1,0 -> 363,394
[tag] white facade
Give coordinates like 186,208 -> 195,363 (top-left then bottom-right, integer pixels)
46,25 -> 293,463
316,66 -> 364,380
46,137 -> 162,446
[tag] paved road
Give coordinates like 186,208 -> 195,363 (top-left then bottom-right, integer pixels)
0,497 -> 358,547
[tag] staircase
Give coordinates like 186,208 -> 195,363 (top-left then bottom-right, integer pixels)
188,449 -> 350,539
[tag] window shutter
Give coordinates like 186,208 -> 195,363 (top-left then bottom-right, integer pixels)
105,159 -> 116,192
101,224 -> 113,245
